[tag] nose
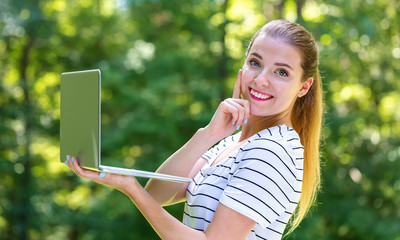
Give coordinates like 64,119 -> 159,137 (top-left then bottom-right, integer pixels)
254,68 -> 270,87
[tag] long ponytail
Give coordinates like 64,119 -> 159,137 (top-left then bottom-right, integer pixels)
289,69 -> 323,233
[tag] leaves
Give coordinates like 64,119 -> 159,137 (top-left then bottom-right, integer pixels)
0,0 -> 399,239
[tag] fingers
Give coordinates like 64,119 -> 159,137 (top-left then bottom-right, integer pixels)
232,69 -> 242,99
230,69 -> 251,129
65,155 -> 106,180
222,98 -> 250,128
63,155 -> 137,193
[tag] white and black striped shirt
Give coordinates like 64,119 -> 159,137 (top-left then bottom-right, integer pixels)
183,125 -> 304,240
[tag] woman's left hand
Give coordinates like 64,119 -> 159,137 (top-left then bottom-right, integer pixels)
64,155 -> 137,194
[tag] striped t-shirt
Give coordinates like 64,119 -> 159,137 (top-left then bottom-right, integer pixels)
183,125 -> 304,240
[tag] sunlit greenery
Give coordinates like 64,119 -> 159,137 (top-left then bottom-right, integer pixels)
1,0 -> 399,239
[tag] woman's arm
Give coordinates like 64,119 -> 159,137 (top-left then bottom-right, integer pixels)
128,175 -> 256,240
65,156 -> 256,240
64,70 -> 252,238
145,127 -> 219,206
146,71 -> 249,206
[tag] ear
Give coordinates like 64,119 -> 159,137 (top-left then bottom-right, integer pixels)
297,77 -> 314,97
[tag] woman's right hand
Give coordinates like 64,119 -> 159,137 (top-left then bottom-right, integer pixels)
204,69 -> 250,141
64,155 -> 138,195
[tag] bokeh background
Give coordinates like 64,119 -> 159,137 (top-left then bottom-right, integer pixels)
1,0 -> 399,239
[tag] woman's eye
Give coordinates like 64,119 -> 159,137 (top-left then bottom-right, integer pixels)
277,69 -> 288,77
249,60 -> 261,67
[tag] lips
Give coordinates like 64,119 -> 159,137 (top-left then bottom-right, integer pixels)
249,88 -> 273,101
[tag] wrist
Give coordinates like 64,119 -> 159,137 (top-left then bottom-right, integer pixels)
119,177 -> 141,196
198,126 -> 222,146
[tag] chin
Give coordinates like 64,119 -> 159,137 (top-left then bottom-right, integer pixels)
250,111 -> 275,117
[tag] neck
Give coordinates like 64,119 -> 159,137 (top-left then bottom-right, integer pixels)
239,111 -> 292,142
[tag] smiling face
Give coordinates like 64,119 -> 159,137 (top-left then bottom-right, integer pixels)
241,33 -> 312,121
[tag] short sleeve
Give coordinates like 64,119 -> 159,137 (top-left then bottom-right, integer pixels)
219,138 -> 301,229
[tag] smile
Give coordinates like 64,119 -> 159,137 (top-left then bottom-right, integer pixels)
249,88 -> 273,101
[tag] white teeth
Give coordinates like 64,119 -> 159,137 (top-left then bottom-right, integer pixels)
251,89 -> 271,99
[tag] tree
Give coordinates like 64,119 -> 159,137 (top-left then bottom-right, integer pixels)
1,0 -> 399,239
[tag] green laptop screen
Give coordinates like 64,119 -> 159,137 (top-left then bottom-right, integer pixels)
60,69 -> 100,170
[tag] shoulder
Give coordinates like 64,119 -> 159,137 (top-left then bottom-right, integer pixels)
220,126 -> 304,229
239,125 -> 304,176
244,125 -> 302,154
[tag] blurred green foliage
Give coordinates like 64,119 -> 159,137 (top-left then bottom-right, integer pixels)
0,0 -> 399,239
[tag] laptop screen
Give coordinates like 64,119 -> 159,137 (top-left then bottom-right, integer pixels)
60,69 -> 101,170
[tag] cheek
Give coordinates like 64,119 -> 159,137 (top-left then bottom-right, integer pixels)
291,81 -> 304,97
241,69 -> 259,85
274,82 -> 300,103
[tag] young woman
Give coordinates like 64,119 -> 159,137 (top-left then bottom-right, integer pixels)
65,19 -> 323,240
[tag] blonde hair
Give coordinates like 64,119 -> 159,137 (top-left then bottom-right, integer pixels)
246,20 -> 323,234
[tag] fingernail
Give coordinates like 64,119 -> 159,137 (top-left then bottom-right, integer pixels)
66,155 -> 69,161
236,125 -> 241,130
232,121 -> 236,126
71,157 -> 73,163
64,162 -> 69,167
99,172 -> 106,178
238,69 -> 240,75
244,119 -> 248,125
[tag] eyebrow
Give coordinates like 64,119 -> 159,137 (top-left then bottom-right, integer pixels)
249,52 -> 294,70
275,62 -> 293,70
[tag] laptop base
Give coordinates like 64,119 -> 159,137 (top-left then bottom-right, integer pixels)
98,165 -> 192,183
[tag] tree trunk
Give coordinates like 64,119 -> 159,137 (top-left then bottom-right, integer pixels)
17,34 -> 35,240
219,0 -> 229,100
278,0 -> 285,19
297,0 -> 304,23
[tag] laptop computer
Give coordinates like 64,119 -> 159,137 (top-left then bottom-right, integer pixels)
60,69 -> 192,183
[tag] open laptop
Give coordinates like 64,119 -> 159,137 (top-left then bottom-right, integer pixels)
60,69 -> 192,183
